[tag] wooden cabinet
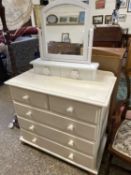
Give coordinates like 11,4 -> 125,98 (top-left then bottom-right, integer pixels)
92,47 -> 126,125
126,41 -> 131,71
93,26 -> 123,47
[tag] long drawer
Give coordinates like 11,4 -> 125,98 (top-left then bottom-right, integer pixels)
49,96 -> 101,124
14,102 -> 97,141
10,86 -> 48,109
21,130 -> 96,170
18,117 -> 97,156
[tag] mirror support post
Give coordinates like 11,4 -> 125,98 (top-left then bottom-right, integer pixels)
88,28 -> 94,63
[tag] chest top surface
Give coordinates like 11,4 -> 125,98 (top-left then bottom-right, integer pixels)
6,69 -> 116,107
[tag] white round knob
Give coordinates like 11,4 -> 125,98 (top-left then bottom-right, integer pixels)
32,137 -> 37,143
68,140 -> 74,147
20,136 -> 24,140
68,153 -> 74,160
29,125 -> 35,131
67,124 -> 74,131
22,95 -> 29,100
26,111 -> 32,117
66,106 -> 74,113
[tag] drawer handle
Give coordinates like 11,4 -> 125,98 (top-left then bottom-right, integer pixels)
67,124 -> 74,131
32,137 -> 37,143
26,111 -> 32,117
20,136 -> 24,140
66,106 -> 74,113
22,95 -> 29,100
68,153 -> 74,160
68,139 -> 74,147
29,125 -> 35,131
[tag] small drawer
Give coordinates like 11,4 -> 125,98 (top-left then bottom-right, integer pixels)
14,103 -> 97,141
10,86 -> 48,109
21,130 -> 96,170
18,117 -> 96,156
49,96 -> 101,124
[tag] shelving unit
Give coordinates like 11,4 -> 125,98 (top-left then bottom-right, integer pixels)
47,23 -> 84,26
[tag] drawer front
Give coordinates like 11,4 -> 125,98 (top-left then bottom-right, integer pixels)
14,103 -> 97,141
18,117 -> 96,156
49,96 -> 101,124
21,130 -> 96,170
10,86 -> 48,109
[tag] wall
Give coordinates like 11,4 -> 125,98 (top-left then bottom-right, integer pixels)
48,0 -> 131,33
92,0 -> 131,34
32,0 -> 131,34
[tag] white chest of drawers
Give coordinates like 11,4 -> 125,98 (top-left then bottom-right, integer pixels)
6,69 -> 116,175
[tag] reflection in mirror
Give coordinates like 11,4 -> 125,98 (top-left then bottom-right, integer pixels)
45,4 -> 85,56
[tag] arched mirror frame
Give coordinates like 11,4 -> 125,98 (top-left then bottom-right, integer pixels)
40,0 -> 93,63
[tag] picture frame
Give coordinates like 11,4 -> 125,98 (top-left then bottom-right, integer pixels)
47,14 -> 58,24
120,0 -> 127,8
118,14 -> 127,22
127,0 -> 131,12
105,15 -> 112,24
93,15 -> 103,24
69,16 -> 78,24
95,0 -> 105,9
61,33 -> 70,43
59,16 -> 68,24
79,11 -> 85,24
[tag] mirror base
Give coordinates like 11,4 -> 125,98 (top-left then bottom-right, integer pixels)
30,59 -> 99,81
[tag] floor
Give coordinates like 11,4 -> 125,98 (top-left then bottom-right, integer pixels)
0,85 -> 130,175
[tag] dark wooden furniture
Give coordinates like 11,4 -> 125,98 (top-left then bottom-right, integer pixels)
126,40 -> 131,71
0,56 -> 7,84
48,41 -> 81,55
93,26 -> 123,47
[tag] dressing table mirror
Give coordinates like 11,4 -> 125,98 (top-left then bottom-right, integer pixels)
42,0 -> 90,61
31,0 -> 99,80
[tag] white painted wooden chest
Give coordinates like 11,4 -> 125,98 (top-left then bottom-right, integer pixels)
6,69 -> 116,175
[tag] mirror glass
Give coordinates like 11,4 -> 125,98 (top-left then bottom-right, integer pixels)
45,4 -> 85,56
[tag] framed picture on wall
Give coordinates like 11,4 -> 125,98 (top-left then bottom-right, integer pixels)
95,0 -> 105,9
79,11 -> 85,24
127,0 -> 131,12
118,14 -> 127,22
93,15 -> 103,24
59,16 -> 68,24
69,16 -> 78,24
105,15 -> 112,24
61,33 -> 70,43
120,0 -> 127,8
